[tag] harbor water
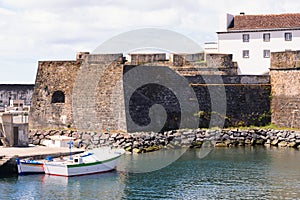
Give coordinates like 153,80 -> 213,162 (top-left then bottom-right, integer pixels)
1,147 -> 300,199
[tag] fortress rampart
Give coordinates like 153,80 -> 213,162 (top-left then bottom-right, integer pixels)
29,52 -> 271,132
270,51 -> 300,128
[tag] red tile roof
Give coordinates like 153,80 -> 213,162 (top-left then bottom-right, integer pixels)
228,13 -> 300,31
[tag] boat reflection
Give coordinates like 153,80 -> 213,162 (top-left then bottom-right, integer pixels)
41,172 -> 126,199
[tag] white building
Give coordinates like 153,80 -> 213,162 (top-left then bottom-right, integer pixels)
204,42 -> 218,54
213,13 -> 300,75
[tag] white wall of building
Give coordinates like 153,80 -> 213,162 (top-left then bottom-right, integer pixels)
218,29 -> 300,74
204,42 -> 218,54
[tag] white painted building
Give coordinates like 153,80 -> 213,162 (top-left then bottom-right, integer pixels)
212,13 -> 300,75
204,42 -> 218,54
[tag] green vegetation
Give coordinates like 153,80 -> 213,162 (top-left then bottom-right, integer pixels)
193,110 -> 300,131
225,123 -> 300,131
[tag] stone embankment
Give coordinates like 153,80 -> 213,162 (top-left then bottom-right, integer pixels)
29,129 -> 300,153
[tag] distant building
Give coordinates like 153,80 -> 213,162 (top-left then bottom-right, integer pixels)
0,84 -> 34,111
0,113 -> 29,147
211,13 -> 300,75
0,86 -> 32,146
5,99 -> 29,112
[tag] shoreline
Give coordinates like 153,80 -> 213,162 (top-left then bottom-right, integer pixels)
1,128 -> 300,176
29,128 -> 300,153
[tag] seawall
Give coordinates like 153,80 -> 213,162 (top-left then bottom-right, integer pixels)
29,129 -> 300,153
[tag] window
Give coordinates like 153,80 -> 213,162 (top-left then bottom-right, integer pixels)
263,50 -> 270,58
51,91 -> 65,103
243,50 -> 249,58
263,33 -> 270,42
242,34 -> 249,42
285,32 -> 292,41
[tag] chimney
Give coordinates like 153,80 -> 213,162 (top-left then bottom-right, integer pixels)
76,52 -> 90,60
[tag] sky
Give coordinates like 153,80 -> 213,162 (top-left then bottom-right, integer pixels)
1,0 -> 300,83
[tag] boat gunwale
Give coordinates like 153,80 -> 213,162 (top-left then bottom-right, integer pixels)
44,168 -> 116,177
19,162 -> 44,167
44,154 -> 122,168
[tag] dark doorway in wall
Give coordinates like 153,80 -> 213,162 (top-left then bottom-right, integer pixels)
13,127 -> 18,146
51,91 -> 65,103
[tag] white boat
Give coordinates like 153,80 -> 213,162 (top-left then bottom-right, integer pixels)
43,147 -> 125,177
16,158 -> 44,175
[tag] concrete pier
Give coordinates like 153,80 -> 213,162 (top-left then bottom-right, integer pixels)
0,146 -> 84,175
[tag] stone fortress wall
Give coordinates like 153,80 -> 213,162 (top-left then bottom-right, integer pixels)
29,59 -> 81,129
72,53 -> 126,131
130,53 -> 238,76
188,75 -> 270,128
29,52 -> 272,132
270,50 -> 300,128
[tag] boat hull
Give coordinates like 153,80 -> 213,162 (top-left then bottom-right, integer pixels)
16,159 -> 44,175
44,155 -> 121,177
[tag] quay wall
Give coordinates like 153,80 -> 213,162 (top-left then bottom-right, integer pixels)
29,129 -> 300,153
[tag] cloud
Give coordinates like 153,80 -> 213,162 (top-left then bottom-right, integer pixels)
0,0 -> 300,83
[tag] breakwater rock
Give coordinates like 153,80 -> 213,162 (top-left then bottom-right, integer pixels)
28,129 -> 300,153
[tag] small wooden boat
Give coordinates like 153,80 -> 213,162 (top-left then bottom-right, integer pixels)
16,158 -> 44,175
43,147 -> 125,177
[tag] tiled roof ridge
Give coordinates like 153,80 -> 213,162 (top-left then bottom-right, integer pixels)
228,13 -> 300,30
236,13 -> 300,17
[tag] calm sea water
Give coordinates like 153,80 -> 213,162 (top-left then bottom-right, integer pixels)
1,147 -> 300,200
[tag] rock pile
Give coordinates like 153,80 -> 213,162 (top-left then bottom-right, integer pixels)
28,129 -> 300,153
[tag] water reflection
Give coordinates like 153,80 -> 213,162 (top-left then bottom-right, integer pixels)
41,172 -> 126,199
0,147 -> 299,200
266,147 -> 300,199
121,147 -> 300,199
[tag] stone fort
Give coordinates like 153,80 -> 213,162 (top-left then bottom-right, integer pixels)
29,52 -> 272,132
270,50 -> 300,128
